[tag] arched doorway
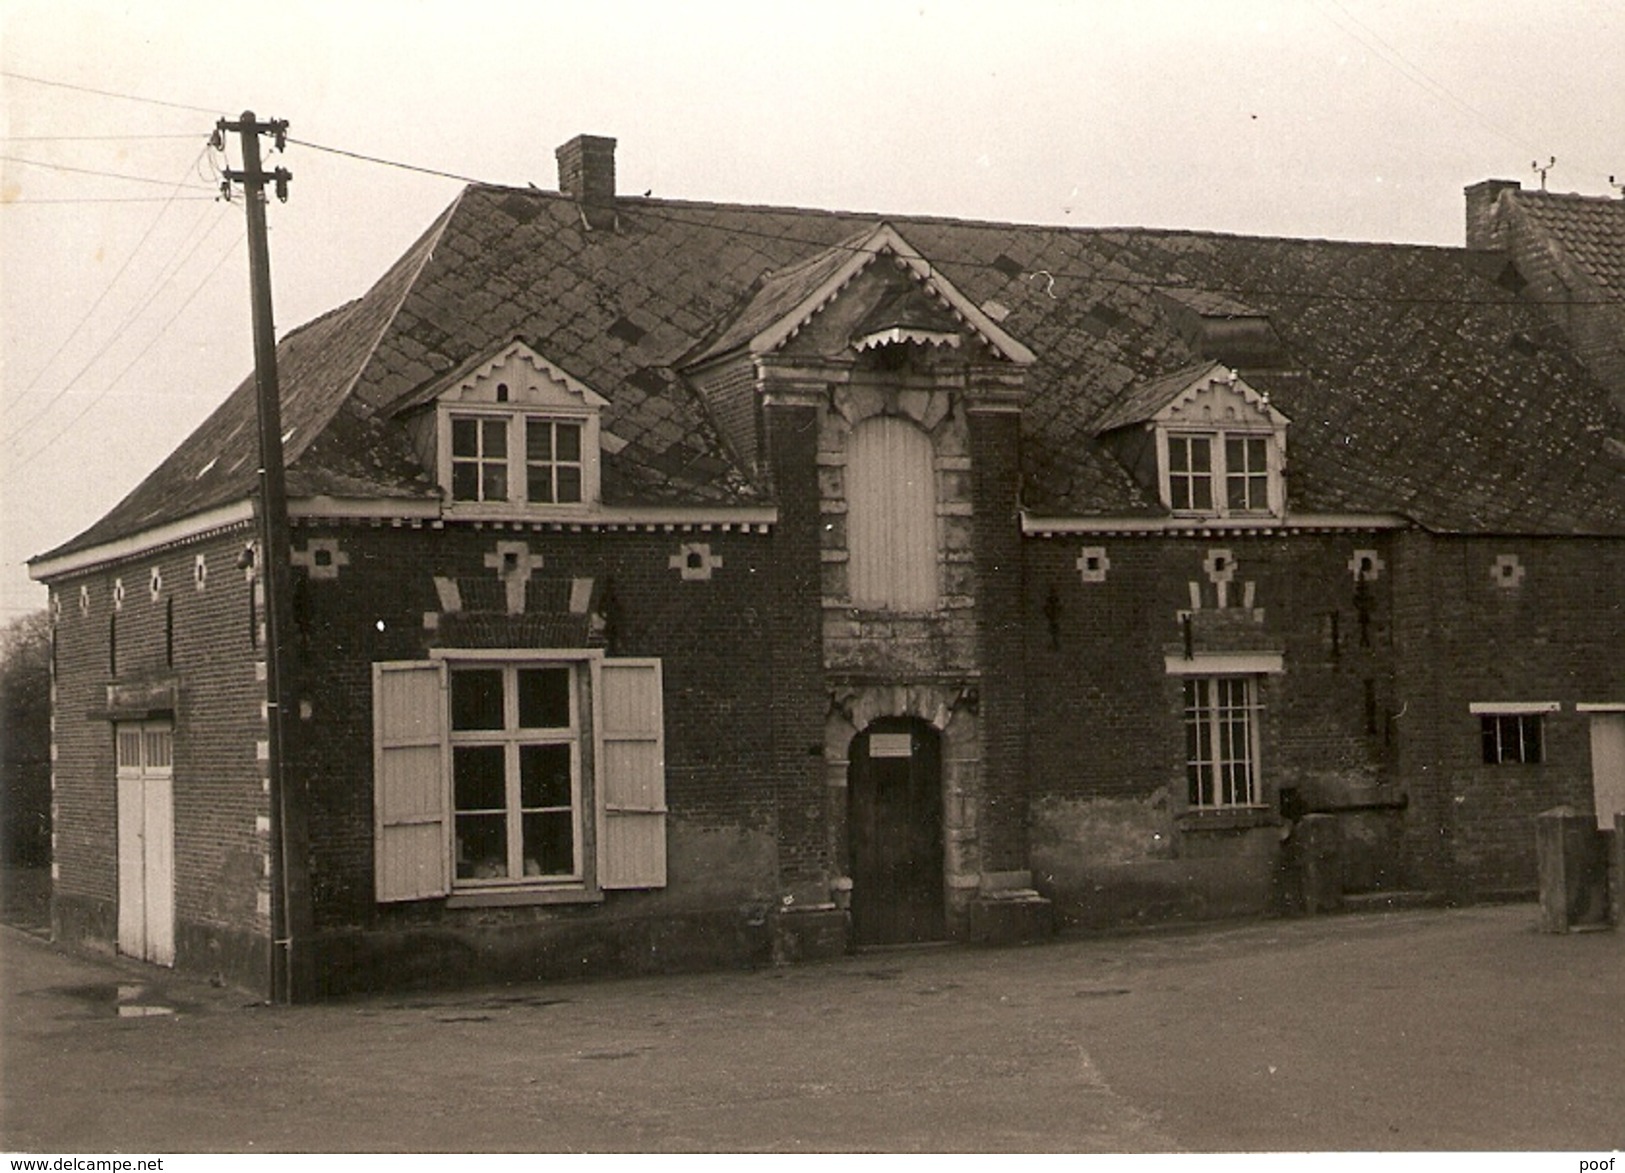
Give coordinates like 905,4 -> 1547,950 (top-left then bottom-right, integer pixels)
848,716 -> 944,945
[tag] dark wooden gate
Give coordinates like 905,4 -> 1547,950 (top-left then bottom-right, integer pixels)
848,717 -> 944,945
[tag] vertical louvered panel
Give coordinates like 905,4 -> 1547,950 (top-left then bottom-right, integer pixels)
374,661 -> 451,902
598,658 -> 667,889
848,416 -> 937,610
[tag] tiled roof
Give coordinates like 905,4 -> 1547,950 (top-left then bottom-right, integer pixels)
686,229 -> 873,365
1093,361 -> 1225,434
39,180 -> 1625,563
1157,287 -> 1262,317
1511,190 -> 1625,291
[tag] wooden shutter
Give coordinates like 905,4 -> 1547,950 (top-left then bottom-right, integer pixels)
847,416 -> 937,610
597,658 -> 667,888
373,661 -> 450,901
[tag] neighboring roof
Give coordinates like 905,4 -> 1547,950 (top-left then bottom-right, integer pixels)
1508,189 -> 1625,291
1156,287 -> 1263,318
36,174 -> 1625,567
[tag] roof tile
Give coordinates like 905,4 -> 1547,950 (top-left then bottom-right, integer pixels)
40,184 -> 1625,564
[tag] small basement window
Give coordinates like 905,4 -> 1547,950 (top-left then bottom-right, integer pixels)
1480,714 -> 1543,764
1470,702 -> 1557,764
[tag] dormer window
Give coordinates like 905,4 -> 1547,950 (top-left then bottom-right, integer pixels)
447,413 -> 588,506
1096,362 -> 1289,521
451,416 -> 510,502
526,419 -> 583,504
1164,429 -> 1276,516
404,341 -> 608,514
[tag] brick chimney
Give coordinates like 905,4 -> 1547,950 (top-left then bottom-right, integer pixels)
556,134 -> 617,230
1465,179 -> 1520,250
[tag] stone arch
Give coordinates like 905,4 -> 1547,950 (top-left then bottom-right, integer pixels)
824,682 -> 983,934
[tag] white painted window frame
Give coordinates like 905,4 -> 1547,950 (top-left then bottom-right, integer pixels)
446,659 -> 585,888
1182,675 -> 1266,810
438,404 -> 601,517
1157,426 -> 1283,519
371,648 -> 667,905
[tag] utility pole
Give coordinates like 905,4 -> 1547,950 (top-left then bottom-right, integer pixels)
217,111 -> 312,1004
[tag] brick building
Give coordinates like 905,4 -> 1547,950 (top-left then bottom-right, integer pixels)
31,138 -> 1625,997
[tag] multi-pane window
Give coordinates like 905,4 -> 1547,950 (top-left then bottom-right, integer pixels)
448,413 -> 591,506
450,664 -> 579,883
450,416 -> 509,502
116,721 -> 172,771
1184,677 -> 1260,808
1225,435 -> 1270,512
1167,435 -> 1213,512
1481,713 -> 1543,764
526,420 -> 584,504
374,656 -> 667,903
1165,430 -> 1275,516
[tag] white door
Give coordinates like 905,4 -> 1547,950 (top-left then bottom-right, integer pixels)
1587,712 -> 1625,830
116,721 -> 175,966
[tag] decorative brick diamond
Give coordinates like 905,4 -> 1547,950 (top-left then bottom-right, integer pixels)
1348,549 -> 1385,581
1203,548 -> 1236,585
291,538 -> 350,581
1076,546 -> 1110,584
670,542 -> 723,581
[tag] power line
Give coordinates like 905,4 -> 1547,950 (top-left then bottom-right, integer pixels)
1312,0 -> 1614,183
0,152 -> 217,191
2,202 -> 231,451
2,145 -> 217,428
8,226 -> 245,471
0,195 -> 219,205
0,69 -> 219,116
286,136 -> 483,185
0,133 -> 203,142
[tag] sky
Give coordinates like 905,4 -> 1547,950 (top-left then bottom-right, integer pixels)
2,0 -> 1622,621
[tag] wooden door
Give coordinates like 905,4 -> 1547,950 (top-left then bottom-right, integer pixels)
848,718 -> 944,945
1587,712 -> 1625,830
116,721 -> 175,966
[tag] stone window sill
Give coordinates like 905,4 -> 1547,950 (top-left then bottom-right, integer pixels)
1175,806 -> 1280,832
446,886 -> 605,909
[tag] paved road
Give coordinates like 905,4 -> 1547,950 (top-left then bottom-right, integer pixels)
2,904 -> 1621,1152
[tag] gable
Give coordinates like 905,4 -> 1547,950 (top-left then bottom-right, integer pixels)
1095,362 -> 1289,436
688,222 -> 1035,368
399,340 -> 610,415
1155,368 -> 1288,431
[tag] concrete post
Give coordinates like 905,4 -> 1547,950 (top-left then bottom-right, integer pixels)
1536,807 -> 1611,933
1299,813 -> 1344,914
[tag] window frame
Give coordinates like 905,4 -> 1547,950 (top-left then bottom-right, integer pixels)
1182,675 -> 1265,810
438,405 -> 599,515
524,417 -> 586,506
1470,702 -> 1557,765
1158,426 -> 1281,519
374,650 -> 667,907
448,662 -> 584,887
449,413 -> 511,504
